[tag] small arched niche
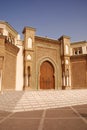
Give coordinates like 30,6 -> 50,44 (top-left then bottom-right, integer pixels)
28,37 -> 32,48
27,54 -> 31,60
65,45 -> 69,54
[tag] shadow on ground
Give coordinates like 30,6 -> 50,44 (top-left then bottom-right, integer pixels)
0,91 -> 24,112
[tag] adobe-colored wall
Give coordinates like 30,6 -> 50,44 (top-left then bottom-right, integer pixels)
71,55 -> 87,89
3,52 -> 16,90
0,36 -> 19,90
35,38 -> 62,90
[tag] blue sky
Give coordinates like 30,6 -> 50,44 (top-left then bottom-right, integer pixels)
0,0 -> 87,42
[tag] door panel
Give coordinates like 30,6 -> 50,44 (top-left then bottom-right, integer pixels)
40,61 -> 55,89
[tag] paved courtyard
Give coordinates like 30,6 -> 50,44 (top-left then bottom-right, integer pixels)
0,89 -> 87,130
0,89 -> 87,112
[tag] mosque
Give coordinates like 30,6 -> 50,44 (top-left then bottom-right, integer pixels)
0,21 -> 87,91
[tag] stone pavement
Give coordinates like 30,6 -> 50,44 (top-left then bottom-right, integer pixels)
0,89 -> 87,112
0,89 -> 87,130
0,104 -> 87,130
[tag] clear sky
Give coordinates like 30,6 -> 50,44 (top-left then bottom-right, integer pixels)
0,0 -> 87,42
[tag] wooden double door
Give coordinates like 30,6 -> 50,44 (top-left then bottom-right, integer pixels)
40,61 -> 55,89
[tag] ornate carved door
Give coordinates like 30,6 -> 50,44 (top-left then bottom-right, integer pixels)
40,61 -> 55,89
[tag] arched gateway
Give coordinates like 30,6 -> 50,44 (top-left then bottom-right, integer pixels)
40,61 -> 55,89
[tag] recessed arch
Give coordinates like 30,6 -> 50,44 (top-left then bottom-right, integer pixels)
28,37 -> 32,48
65,44 -> 69,54
36,57 -> 58,90
27,54 -> 31,60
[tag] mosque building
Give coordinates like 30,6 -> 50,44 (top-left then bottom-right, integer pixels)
0,21 -> 87,91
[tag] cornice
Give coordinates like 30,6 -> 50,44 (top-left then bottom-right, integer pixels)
71,40 -> 87,45
0,21 -> 18,35
35,36 -> 60,44
58,35 -> 71,40
70,54 -> 87,59
22,26 -> 36,34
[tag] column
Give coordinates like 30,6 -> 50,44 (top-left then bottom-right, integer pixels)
25,74 -> 28,87
66,76 -> 69,86
0,70 -> 3,93
62,72 -> 65,86
63,75 -> 65,86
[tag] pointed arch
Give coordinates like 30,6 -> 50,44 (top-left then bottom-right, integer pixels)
65,45 -> 69,54
36,57 -> 58,90
28,37 -> 32,48
27,54 -> 31,60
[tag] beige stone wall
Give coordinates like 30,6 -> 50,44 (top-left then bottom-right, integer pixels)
3,52 -> 16,90
35,40 -> 62,90
71,55 -> 87,89
0,35 -> 19,91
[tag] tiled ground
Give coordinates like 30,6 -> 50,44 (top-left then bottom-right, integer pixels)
0,89 -> 87,112
0,89 -> 87,130
0,105 -> 87,130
